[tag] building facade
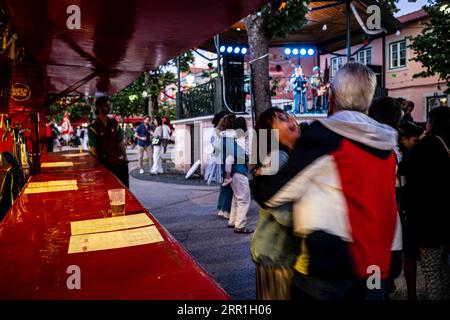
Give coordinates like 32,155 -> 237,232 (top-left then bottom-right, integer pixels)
320,9 -> 449,123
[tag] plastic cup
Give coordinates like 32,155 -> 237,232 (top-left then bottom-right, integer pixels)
108,189 -> 125,216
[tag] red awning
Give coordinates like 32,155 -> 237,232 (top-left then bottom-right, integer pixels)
4,0 -> 269,96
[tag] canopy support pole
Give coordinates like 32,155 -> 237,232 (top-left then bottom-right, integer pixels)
45,71 -> 98,107
346,0 -> 351,61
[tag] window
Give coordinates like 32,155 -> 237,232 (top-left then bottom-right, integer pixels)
389,40 -> 407,69
426,95 -> 449,117
357,48 -> 372,65
331,57 -> 344,78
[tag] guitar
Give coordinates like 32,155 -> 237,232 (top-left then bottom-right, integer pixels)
292,75 -> 307,94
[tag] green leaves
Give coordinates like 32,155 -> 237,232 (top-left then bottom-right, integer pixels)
263,0 -> 310,40
377,0 -> 400,15
410,0 -> 450,93
109,50 -> 194,117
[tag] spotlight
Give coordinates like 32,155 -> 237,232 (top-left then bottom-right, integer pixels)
220,46 -> 226,53
234,47 -> 240,54
285,48 -> 292,55
241,47 -> 248,54
292,48 -> 299,55
395,30 -> 401,36
227,46 -> 233,53
300,48 -> 307,55
322,24 -> 327,31
307,49 -> 315,56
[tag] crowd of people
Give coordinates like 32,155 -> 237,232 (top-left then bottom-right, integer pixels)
45,117 -> 89,153
47,63 -> 448,301
87,97 -> 175,189
206,62 -> 449,300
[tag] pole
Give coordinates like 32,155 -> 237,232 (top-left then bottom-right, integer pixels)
176,56 -> 182,119
214,34 -> 223,113
346,0 -> 351,62
215,35 -> 221,77
382,34 -> 386,89
29,112 -> 41,174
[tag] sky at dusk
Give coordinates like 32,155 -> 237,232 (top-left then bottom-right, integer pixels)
395,0 -> 429,16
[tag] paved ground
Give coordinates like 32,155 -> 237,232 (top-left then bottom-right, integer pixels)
127,147 -> 427,300
126,146 -> 259,299
130,172 -> 260,300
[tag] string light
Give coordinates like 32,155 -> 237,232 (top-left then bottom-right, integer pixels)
284,47 -> 316,56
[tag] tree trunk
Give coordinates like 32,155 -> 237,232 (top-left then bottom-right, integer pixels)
244,13 -> 271,120
149,95 -> 158,116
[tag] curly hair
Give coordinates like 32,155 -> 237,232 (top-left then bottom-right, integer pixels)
217,114 -> 236,131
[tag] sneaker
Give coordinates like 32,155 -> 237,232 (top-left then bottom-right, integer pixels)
227,223 -> 235,228
222,177 -> 232,187
139,169 -> 144,174
234,227 -> 253,234
217,211 -> 229,220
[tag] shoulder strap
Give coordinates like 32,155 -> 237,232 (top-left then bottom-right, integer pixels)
435,135 -> 450,158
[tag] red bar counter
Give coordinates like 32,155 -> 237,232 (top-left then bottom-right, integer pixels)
0,152 -> 230,299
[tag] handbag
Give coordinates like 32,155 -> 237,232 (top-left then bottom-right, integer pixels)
152,136 -> 161,146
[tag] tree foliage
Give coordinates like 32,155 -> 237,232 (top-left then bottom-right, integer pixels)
110,74 -> 147,117
264,0 -> 310,40
49,96 -> 92,123
410,0 -> 450,93
377,0 -> 400,15
110,50 -> 194,118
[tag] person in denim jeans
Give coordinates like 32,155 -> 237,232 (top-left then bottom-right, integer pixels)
213,112 -> 233,219
222,117 -> 252,234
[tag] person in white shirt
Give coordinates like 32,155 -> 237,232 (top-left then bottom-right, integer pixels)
150,116 -> 164,174
162,116 -> 172,153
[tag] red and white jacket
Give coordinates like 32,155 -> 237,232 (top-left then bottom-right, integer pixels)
251,110 -> 400,280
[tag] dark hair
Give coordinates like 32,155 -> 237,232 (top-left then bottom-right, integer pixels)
212,111 -> 229,128
217,114 -> 236,131
403,100 -> 414,113
143,115 -> 150,120
234,117 -> 247,133
428,106 -> 450,144
369,97 -> 402,129
254,108 -> 290,166
395,97 -> 406,106
95,96 -> 110,115
398,121 -> 423,139
153,116 -> 162,126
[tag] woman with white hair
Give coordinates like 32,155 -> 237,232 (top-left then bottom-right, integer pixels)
252,62 -> 399,300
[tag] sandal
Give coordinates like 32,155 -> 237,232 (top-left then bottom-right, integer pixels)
234,227 -> 253,234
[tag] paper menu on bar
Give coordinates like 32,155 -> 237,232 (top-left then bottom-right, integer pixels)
70,213 -> 153,235
41,161 -> 74,168
68,225 -> 164,254
24,184 -> 78,194
27,179 -> 77,188
63,153 -> 89,157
